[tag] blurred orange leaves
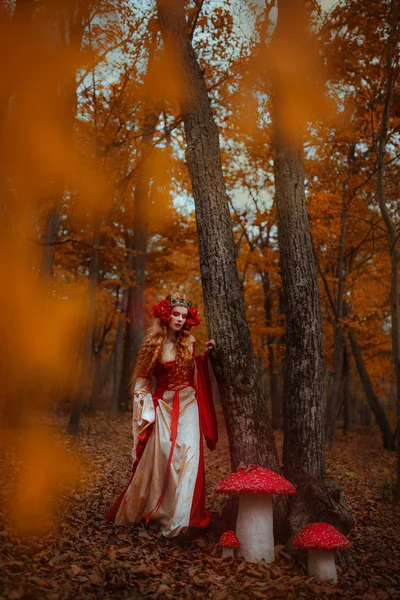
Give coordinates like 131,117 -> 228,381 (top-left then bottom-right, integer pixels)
0,1 -> 106,537
4,425 -> 81,536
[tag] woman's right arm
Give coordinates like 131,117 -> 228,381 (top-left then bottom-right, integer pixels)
131,375 -> 156,461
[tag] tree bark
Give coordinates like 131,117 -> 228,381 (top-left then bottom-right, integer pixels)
348,328 -> 395,450
156,0 -> 279,472
270,0 -> 353,548
262,276 -> 281,429
273,124 -> 325,483
272,70 -> 325,486
269,342 -> 281,429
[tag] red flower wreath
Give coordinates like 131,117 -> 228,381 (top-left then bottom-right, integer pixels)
151,299 -> 201,330
185,306 -> 201,330
151,299 -> 171,324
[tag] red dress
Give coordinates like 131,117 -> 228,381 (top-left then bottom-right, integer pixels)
105,342 -> 218,537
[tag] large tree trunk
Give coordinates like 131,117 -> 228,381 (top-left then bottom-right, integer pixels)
273,128 -> 325,483
270,0 -> 353,547
66,218 -> 100,435
156,0 -> 279,474
348,328 -> 395,450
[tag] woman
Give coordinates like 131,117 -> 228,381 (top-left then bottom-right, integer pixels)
106,292 -> 218,538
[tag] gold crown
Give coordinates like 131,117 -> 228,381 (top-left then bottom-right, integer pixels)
167,292 -> 191,309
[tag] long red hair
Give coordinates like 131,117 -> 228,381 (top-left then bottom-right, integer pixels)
131,318 -> 194,389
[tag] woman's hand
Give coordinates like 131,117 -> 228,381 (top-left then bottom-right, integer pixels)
201,339 -> 216,359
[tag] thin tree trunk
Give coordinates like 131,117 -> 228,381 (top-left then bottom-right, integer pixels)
326,191 -> 347,449
129,106 -> 161,368
118,296 -> 133,412
363,403 -> 372,427
156,0 -> 279,473
348,329 -> 395,450
89,345 -> 102,413
110,288 -> 128,418
119,32 -> 161,409
39,200 -> 62,279
89,316 -> 113,413
66,218 -> 100,435
39,0 -> 89,278
374,0 -> 400,500
342,341 -> 352,435
278,288 -> 286,421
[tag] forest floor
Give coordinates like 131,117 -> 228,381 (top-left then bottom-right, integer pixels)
0,405 -> 399,600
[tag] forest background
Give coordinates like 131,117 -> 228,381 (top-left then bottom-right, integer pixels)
0,0 -> 399,566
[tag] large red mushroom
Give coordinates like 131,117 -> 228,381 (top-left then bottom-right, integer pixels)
291,522 -> 350,583
215,465 -> 296,562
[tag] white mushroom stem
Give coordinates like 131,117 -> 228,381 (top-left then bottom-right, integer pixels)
222,547 -> 234,558
308,549 -> 338,583
236,494 -> 274,562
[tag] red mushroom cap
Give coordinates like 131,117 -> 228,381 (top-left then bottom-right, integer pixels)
291,523 -> 351,550
215,465 -> 296,496
218,530 -> 240,548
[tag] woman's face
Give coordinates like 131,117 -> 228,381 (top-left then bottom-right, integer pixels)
167,305 -> 188,333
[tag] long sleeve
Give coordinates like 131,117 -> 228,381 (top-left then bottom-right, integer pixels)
131,376 -> 156,461
192,338 -> 218,451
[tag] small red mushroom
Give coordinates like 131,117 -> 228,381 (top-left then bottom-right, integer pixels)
291,522 -> 350,583
218,530 -> 240,558
215,465 -> 296,562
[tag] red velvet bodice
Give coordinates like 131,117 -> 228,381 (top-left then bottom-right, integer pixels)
153,359 -> 195,395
